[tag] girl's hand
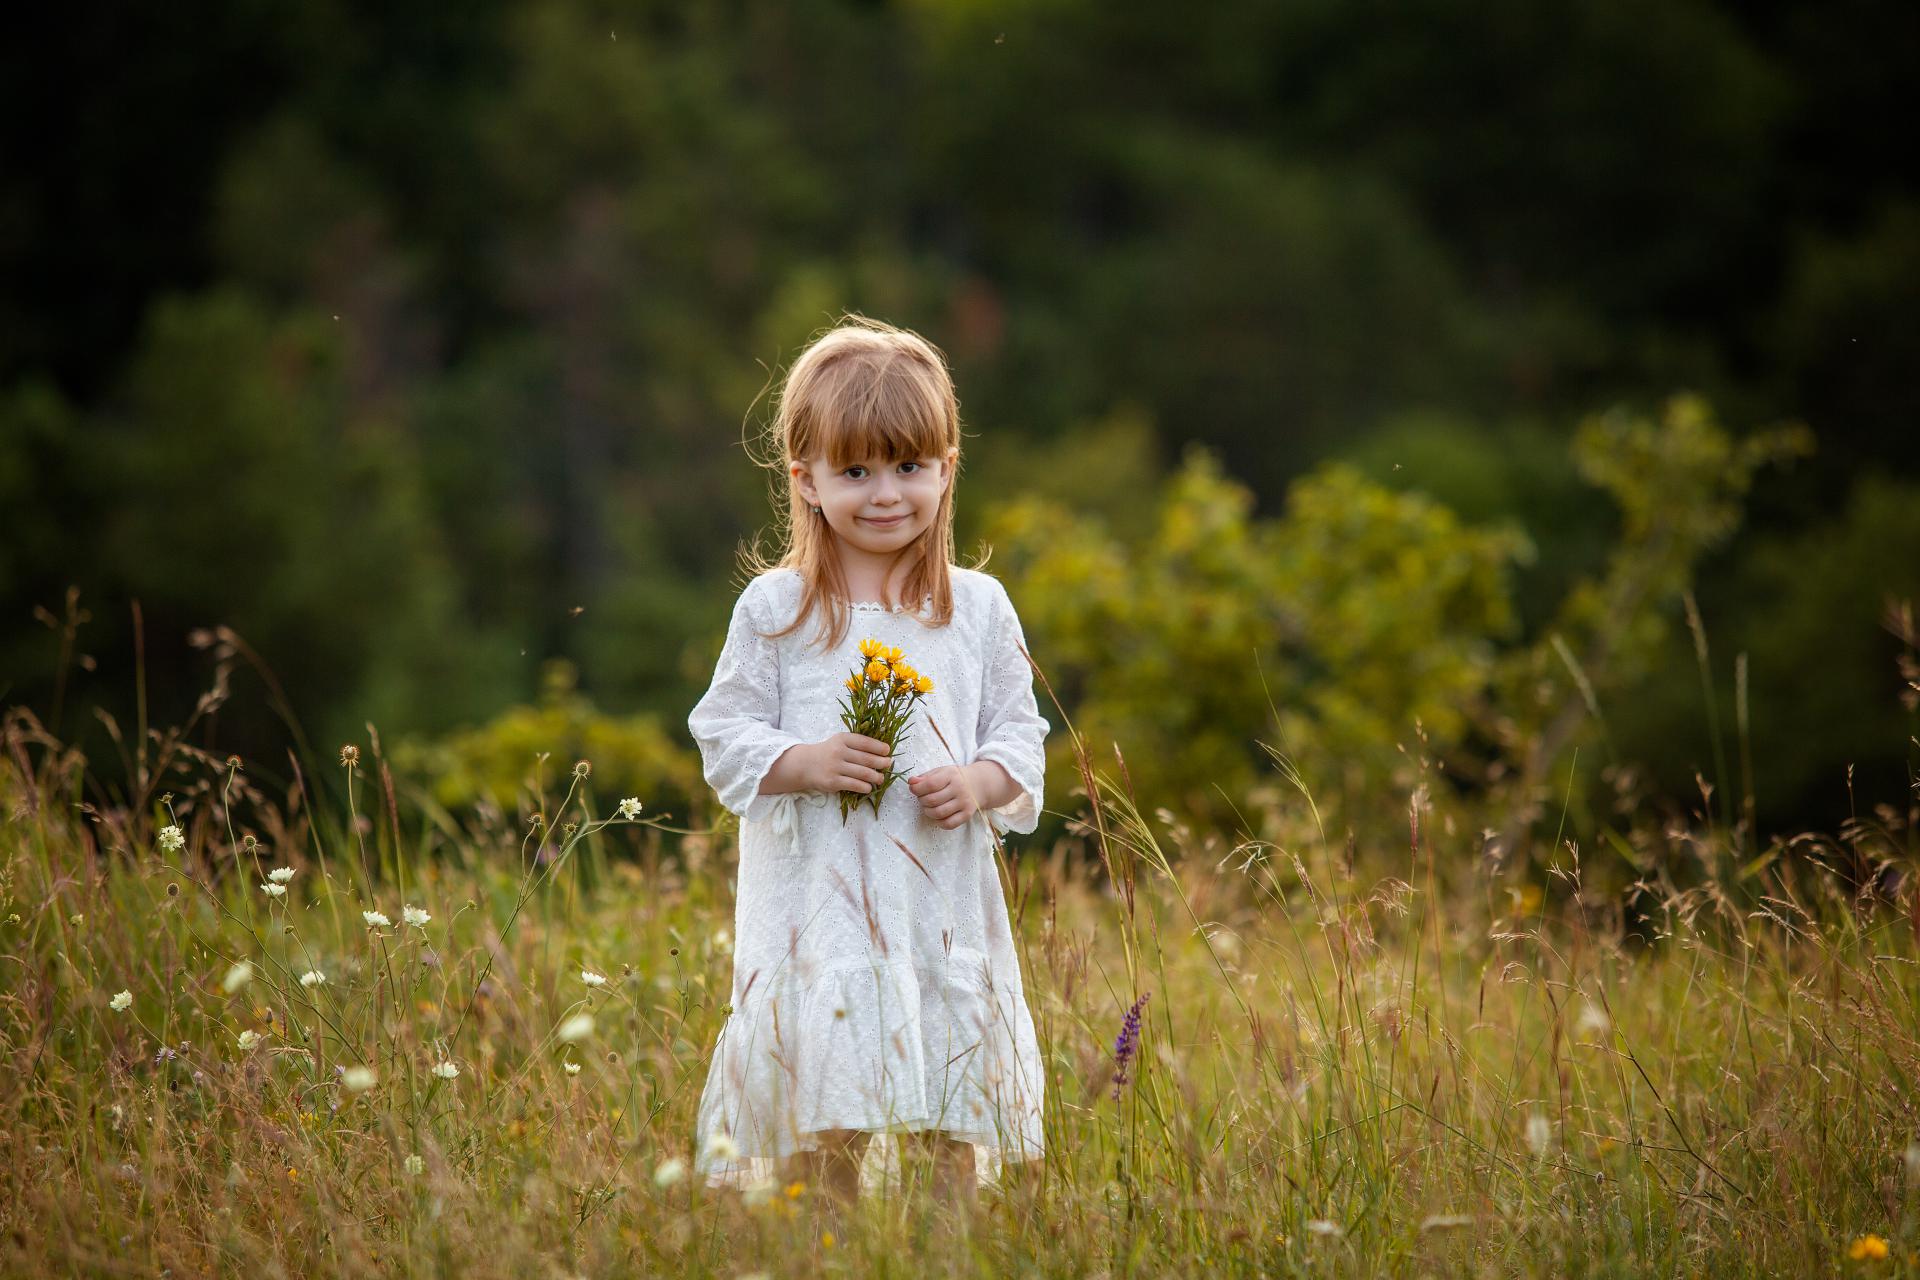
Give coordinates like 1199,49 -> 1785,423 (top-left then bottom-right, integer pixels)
805,732 -> 893,795
907,765 -> 982,830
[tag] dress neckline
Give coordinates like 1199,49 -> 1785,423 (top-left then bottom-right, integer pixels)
847,595 -> 931,614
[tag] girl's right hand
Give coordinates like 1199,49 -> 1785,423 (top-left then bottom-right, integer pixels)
806,732 -> 893,795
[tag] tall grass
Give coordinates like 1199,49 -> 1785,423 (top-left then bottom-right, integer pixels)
2,644 -> 1918,1278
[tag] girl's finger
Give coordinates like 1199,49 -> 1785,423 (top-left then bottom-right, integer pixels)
838,776 -> 874,794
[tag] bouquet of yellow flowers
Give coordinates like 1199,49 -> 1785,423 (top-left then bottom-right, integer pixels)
837,638 -> 934,822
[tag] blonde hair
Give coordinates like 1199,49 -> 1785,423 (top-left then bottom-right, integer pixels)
742,314 -> 980,650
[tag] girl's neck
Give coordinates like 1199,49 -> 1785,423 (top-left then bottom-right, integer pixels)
838,549 -> 915,607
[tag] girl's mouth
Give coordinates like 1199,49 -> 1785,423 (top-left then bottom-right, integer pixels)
862,515 -> 908,527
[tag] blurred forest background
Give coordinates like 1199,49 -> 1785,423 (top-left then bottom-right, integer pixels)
3,0 -> 1916,874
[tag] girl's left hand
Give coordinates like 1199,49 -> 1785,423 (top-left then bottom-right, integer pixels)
906,766 -> 980,830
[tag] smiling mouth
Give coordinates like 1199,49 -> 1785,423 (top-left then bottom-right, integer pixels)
861,515 -> 908,525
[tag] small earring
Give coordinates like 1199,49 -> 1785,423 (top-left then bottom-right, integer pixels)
811,505 -> 821,516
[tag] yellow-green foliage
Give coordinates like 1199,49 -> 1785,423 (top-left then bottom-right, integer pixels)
986,444 -> 1529,838
391,657 -> 702,820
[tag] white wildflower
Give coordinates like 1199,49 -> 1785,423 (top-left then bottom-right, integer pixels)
236,1029 -> 262,1052
701,1132 -> 740,1165
268,867 -> 296,884
742,1175 -> 780,1207
1304,1219 -> 1343,1238
1525,1111 -> 1553,1158
299,970 -> 326,988
260,882 -> 287,898
431,1061 -> 460,1081
557,1012 -> 594,1043
563,1061 -> 583,1076
652,1156 -> 686,1188
109,990 -> 132,1012
615,797 -> 643,821
580,969 -> 607,988
362,909 -> 391,929
222,960 -> 253,993
712,928 -> 732,953
1575,1001 -> 1611,1037
341,1065 -> 376,1092
404,1154 -> 425,1176
402,904 -> 430,928
157,825 -> 185,854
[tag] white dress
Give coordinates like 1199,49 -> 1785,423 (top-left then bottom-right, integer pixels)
686,564 -> 1049,1191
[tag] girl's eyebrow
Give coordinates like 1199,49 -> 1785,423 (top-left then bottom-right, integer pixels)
841,457 -> 925,469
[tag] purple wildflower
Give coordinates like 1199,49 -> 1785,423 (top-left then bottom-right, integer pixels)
1111,991 -> 1151,1101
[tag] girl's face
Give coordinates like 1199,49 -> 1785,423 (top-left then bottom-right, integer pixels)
791,447 -> 958,560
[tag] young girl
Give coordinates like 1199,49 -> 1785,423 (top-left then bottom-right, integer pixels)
686,316 -> 1049,1216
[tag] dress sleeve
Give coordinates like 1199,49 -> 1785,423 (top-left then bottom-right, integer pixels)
971,577 -> 1050,836
687,578 -> 808,824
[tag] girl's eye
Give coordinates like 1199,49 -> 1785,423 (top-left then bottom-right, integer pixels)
899,462 -> 921,474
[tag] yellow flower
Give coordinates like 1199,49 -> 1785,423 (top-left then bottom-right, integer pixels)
915,675 -> 933,695
864,660 -> 890,684
1849,1235 -> 1890,1261
845,675 -> 861,693
892,661 -> 917,683
786,1180 -> 806,1199
881,645 -> 903,664
858,638 -> 883,659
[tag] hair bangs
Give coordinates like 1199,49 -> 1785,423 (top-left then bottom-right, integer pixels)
814,351 -> 953,469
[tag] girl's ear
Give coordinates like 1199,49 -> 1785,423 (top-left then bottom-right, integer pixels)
790,459 -> 817,505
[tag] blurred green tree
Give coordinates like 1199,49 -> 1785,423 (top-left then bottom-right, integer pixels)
92,289 -> 520,759
984,394 -> 1811,876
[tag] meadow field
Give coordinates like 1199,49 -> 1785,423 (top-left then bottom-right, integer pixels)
3,665 -> 1918,1280
7,1 -> 1918,1273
